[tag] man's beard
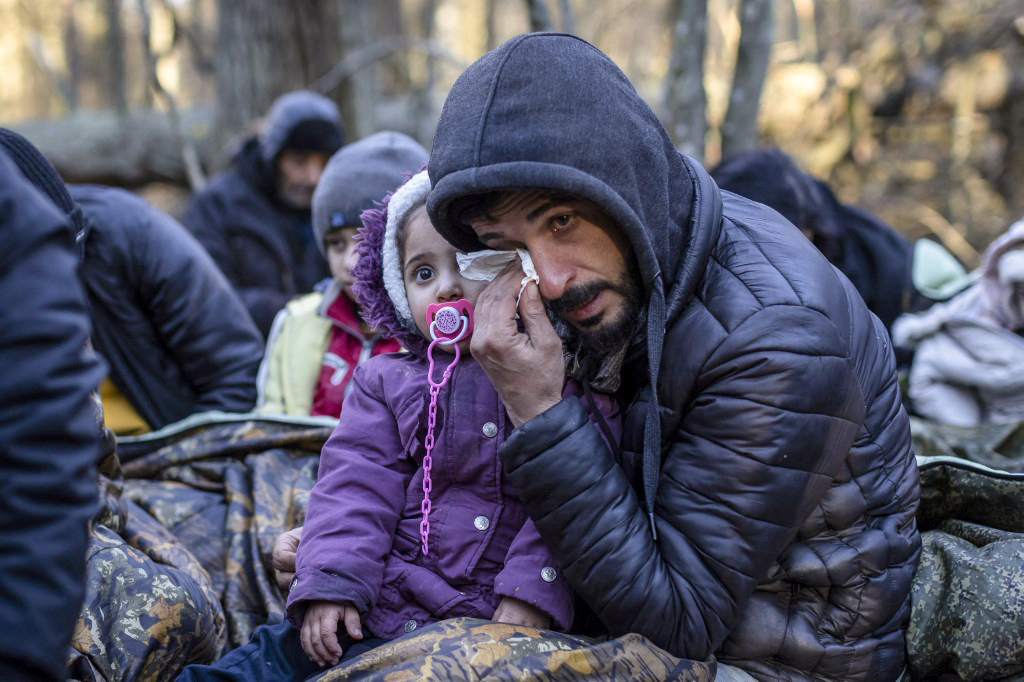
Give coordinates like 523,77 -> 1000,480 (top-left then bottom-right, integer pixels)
544,266 -> 643,357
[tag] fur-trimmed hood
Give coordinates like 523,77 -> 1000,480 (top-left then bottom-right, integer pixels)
352,170 -> 431,356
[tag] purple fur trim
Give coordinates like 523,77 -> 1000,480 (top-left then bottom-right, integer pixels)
354,191 -> 430,356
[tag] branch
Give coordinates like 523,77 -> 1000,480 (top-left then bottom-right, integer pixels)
311,37 -> 468,96
914,204 -> 980,265
137,0 -> 205,189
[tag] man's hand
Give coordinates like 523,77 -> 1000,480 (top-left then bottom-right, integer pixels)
492,596 -> 552,629
300,600 -> 363,667
272,526 -> 302,592
471,264 -> 564,426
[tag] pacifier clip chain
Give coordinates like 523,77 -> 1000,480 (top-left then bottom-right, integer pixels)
419,300 -> 473,556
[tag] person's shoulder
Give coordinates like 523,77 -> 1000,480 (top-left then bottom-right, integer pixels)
711,196 -> 852,323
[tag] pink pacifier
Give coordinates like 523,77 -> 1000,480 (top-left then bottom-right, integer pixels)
426,299 -> 474,345
419,299 -> 475,556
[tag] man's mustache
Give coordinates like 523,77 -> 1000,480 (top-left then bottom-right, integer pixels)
547,281 -> 613,316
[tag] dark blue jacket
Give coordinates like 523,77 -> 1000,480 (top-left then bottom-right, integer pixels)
71,185 -> 264,429
427,33 -> 920,680
183,139 -> 330,336
0,153 -> 105,681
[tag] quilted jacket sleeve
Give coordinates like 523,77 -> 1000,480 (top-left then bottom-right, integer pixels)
500,304 -> 865,660
286,361 -> 416,626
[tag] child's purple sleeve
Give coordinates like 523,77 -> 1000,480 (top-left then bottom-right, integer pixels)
492,518 -> 575,630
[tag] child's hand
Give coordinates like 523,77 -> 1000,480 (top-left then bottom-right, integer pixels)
272,526 -> 302,592
300,600 -> 363,667
492,596 -> 551,629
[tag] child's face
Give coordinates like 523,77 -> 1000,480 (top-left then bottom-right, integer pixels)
402,205 -> 488,351
325,226 -> 361,300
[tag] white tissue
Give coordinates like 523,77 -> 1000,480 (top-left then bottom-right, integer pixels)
457,248 -> 540,314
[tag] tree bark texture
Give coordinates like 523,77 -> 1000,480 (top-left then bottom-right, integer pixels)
720,0 -> 773,158
337,0 -> 377,141
213,0 -> 342,147
526,0 -> 554,33
662,0 -> 708,161
104,0 -> 127,114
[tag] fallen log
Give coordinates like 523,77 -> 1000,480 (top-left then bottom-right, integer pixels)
5,108 -> 216,188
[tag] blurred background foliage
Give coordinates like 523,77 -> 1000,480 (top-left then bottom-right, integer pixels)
1,0 -> 1022,266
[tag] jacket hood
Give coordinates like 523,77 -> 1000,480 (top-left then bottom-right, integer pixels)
426,33 -> 706,539
893,219 -> 1024,345
312,131 -> 428,258
0,128 -> 88,256
259,90 -> 343,164
427,33 -> 694,301
352,170 -> 432,356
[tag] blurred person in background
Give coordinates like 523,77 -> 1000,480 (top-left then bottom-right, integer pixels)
0,145 -> 105,682
70,183 -> 265,434
184,90 -> 344,336
256,131 -> 427,417
712,147 -> 917,330
893,218 -> 1024,426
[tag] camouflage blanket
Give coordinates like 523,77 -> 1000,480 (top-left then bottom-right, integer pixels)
310,618 -> 713,681
92,414 -> 1024,680
910,455 -> 1024,681
911,416 -> 1024,473
118,413 -> 333,648
68,427 -> 227,682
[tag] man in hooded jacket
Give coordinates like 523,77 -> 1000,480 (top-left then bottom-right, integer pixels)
71,184 -> 265,433
426,34 -> 921,681
184,90 -> 344,336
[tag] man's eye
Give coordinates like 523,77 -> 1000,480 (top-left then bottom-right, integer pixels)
552,213 -> 575,230
415,267 -> 434,282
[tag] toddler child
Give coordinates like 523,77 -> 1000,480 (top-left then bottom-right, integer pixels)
287,169 -> 621,669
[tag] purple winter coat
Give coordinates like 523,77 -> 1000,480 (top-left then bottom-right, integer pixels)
287,351 -> 619,638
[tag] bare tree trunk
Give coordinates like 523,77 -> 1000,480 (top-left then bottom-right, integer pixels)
558,0 -> 574,34
61,2 -> 81,112
721,0 -> 773,158
526,0 -> 554,33
486,0 -> 498,51
213,0 -> 342,150
662,0 -> 707,161
415,0 -> 439,144
103,0 -> 127,114
338,0 -> 377,141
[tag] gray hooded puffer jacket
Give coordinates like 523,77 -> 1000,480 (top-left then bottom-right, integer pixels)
428,33 -> 920,681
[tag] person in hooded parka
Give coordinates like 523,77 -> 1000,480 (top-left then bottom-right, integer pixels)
183,91 -> 344,336
893,218 -> 1024,426
425,33 -> 922,681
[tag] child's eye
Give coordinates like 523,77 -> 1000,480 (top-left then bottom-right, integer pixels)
415,266 -> 434,282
